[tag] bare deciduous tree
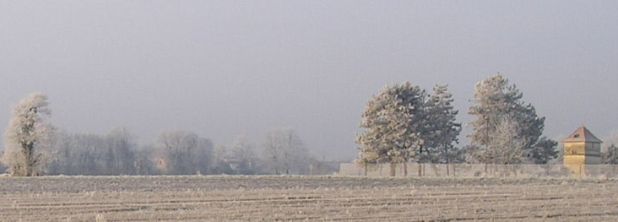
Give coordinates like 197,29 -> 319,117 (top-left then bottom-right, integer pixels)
156,131 -> 213,175
228,135 -> 259,175
262,128 -> 310,175
47,129 -> 141,175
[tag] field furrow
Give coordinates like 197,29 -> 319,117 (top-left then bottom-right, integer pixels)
0,176 -> 617,221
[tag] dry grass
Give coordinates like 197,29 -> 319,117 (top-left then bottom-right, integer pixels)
1,176 -> 617,221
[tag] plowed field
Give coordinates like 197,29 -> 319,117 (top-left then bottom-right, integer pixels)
1,176 -> 617,221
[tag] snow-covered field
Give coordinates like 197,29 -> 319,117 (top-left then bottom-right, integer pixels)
1,176 -> 618,221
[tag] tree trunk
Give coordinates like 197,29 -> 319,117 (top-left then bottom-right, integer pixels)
422,163 -> 427,176
364,164 -> 368,176
390,162 -> 396,177
445,144 -> 450,176
25,142 -> 34,176
417,162 -> 422,177
403,162 -> 408,177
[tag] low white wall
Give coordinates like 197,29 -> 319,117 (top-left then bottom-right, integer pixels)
339,163 -> 618,178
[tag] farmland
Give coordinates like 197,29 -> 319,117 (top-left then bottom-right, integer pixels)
1,176 -> 618,221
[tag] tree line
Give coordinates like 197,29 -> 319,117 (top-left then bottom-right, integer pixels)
4,74 -> 618,177
0,94 -> 328,176
357,74 -> 618,176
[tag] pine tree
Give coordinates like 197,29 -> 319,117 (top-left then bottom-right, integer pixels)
603,144 -> 618,164
468,74 -> 546,164
424,84 -> 461,175
425,85 -> 461,162
357,82 -> 427,176
529,137 -> 558,164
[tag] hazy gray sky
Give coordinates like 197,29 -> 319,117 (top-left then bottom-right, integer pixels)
1,1 -> 617,160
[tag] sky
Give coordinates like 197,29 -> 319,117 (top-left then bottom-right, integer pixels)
1,1 -> 617,161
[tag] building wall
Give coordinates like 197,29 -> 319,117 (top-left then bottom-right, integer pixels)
564,142 -> 586,155
586,143 -> 601,161
563,142 -> 602,175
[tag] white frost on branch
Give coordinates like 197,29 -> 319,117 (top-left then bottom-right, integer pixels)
2,93 -> 53,176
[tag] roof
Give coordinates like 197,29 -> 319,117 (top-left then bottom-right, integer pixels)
562,126 -> 603,143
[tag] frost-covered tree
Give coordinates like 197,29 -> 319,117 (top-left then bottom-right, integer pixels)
356,87 -> 400,175
424,85 -> 461,165
48,132 -> 106,175
468,75 -> 545,164
2,93 -> 53,176
603,133 -> 618,163
228,136 -> 260,175
157,131 -> 213,175
262,128 -> 311,175
210,136 -> 260,175
47,129 -> 141,175
489,117 -> 527,164
133,144 -> 157,175
462,145 -> 484,164
529,137 -> 558,164
356,82 -> 427,176
104,128 -> 137,175
603,144 -> 618,164
210,144 -> 234,174
466,118 -> 527,166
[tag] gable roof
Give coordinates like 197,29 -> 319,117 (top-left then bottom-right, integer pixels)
563,126 -> 603,143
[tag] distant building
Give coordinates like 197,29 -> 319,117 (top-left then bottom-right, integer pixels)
562,126 -> 602,176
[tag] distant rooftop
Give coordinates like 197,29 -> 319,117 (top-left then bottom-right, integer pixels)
563,126 -> 602,143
